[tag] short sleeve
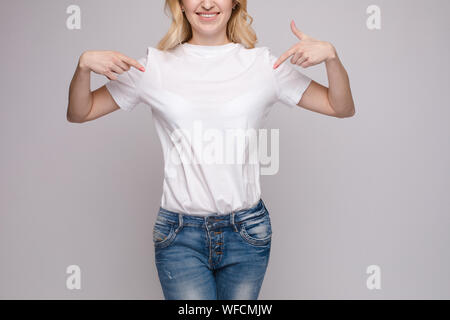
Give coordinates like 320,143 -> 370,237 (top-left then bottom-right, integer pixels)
266,47 -> 312,108
105,51 -> 148,112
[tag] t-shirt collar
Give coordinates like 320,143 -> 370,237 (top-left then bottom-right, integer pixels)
181,42 -> 240,57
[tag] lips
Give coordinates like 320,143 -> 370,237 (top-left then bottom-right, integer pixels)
196,12 -> 220,15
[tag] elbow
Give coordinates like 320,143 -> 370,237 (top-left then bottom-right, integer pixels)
66,111 -> 74,123
66,112 -> 76,123
343,108 -> 356,118
67,117 -> 85,124
66,105 -> 75,123
66,111 -> 84,123
66,111 -> 73,123
336,104 -> 356,118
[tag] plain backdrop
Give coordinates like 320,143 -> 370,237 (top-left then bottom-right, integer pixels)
0,0 -> 449,299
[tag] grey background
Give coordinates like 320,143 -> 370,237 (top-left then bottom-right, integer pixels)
1,0 -> 449,299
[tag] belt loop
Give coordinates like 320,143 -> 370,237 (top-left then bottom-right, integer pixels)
230,210 -> 238,232
175,213 -> 183,233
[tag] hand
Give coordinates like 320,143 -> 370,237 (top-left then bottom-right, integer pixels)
273,20 -> 337,69
78,50 -> 145,80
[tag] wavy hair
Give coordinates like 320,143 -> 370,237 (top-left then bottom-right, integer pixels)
157,0 -> 258,51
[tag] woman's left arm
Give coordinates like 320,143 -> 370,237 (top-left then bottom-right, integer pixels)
324,49 -> 355,117
273,21 -> 355,118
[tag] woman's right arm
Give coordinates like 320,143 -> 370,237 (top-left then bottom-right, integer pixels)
66,50 -> 145,123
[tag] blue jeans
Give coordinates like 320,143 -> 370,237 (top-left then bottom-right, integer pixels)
153,198 -> 272,300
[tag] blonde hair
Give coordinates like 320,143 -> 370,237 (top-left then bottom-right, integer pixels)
157,0 -> 258,51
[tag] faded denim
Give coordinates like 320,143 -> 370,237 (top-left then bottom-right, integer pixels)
153,198 -> 272,300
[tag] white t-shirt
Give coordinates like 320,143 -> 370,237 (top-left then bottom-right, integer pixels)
106,42 -> 312,215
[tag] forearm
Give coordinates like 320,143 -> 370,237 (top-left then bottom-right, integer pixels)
67,54 -> 93,123
325,46 -> 355,117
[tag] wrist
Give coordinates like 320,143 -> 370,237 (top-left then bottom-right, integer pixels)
325,42 -> 337,62
78,52 -> 90,72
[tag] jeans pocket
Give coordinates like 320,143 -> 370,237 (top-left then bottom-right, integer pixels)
238,209 -> 272,246
153,215 -> 177,249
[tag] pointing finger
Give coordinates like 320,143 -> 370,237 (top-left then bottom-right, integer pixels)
273,47 -> 296,69
115,59 -> 130,72
119,54 -> 146,72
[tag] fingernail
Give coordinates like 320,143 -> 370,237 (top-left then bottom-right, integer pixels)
140,67 -> 145,71
273,64 -> 277,69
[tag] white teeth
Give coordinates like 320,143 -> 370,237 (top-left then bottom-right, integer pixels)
199,13 -> 218,17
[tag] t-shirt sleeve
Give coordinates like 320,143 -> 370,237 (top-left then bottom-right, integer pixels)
105,52 -> 148,112
266,47 -> 312,108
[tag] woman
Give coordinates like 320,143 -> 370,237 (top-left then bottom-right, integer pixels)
67,0 -> 355,300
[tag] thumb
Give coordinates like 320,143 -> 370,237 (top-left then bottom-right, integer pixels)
291,20 -> 307,40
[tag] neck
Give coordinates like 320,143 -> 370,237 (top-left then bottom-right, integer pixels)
186,35 -> 231,46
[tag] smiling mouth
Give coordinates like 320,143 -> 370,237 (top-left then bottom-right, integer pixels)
196,12 -> 220,17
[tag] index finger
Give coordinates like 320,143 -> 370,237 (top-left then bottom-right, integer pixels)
273,47 -> 296,69
119,54 -> 146,72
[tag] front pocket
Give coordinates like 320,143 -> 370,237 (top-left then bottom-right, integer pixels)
152,217 -> 177,248
239,210 -> 272,246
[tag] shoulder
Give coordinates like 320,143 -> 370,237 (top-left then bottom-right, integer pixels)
144,44 -> 185,64
239,44 -> 269,55
145,45 -> 161,58
258,46 -> 277,61
234,44 -> 273,66
240,45 -> 277,63
241,45 -> 280,71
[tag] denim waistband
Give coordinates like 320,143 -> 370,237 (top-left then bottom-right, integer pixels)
157,198 -> 267,226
